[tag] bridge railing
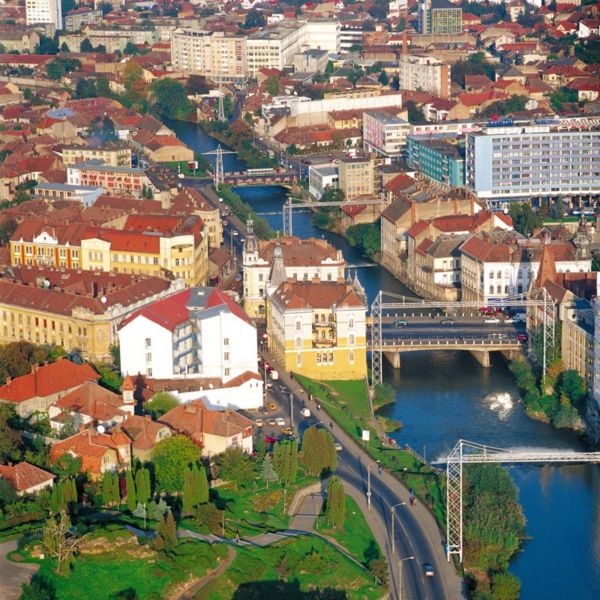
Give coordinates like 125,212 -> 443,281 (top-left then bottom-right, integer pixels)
369,337 -> 521,349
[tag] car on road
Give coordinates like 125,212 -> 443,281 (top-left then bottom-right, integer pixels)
484,317 -> 500,324
264,435 -> 278,444
334,442 -> 343,452
517,333 -> 529,342
422,563 -> 435,577
300,407 -> 311,418
281,427 -> 294,436
275,417 -> 286,426
267,418 -> 277,426
394,319 -> 408,327
504,318 -> 515,323
232,230 -> 239,236
254,419 -> 264,427
441,319 -> 454,325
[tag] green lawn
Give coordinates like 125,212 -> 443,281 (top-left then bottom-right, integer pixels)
194,535 -> 385,600
315,495 -> 381,567
160,160 -> 207,177
295,375 -> 446,526
21,539 -> 227,600
206,475 -> 318,538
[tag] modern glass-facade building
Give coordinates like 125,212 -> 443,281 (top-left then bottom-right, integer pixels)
466,125 -> 600,205
407,135 -> 465,189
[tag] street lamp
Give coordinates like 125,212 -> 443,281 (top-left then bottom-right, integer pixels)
289,391 -> 294,430
365,460 -> 380,511
398,556 -> 414,600
390,502 -> 406,555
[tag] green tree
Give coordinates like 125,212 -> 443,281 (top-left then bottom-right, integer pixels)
45,57 -> 81,80
80,38 -> 94,53
301,427 -> 336,476
186,75 -> 211,95
508,203 -> 542,235
135,467 -> 151,504
75,78 -> 96,99
151,435 -> 200,493
216,447 -> 255,488
254,433 -> 268,463
243,9 -> 266,29
0,479 -> 17,506
196,464 -> 209,504
96,77 -> 111,98
51,454 -> 81,479
492,571 -> 521,600
35,35 -> 58,55
346,223 -> 381,258
182,466 -> 195,515
378,70 -> 389,86
19,573 -> 57,600
125,470 -> 137,512
325,477 -> 345,529
481,95 -> 527,118
149,78 -> 192,121
154,510 -> 178,556
145,392 -> 178,419
266,76 -> 279,96
405,100 -> 426,124
0,403 -> 21,462
260,454 -> 279,488
124,41 -> 140,55
60,42 -> 70,53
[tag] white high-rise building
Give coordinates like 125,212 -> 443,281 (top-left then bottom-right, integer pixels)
26,0 -> 63,31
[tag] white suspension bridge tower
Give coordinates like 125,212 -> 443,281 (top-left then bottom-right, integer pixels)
444,439 -> 600,563
202,145 -> 236,188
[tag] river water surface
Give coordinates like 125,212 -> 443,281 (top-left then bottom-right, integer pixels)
170,120 -> 600,599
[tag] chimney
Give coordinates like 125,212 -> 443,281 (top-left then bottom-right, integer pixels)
6,376 -> 11,384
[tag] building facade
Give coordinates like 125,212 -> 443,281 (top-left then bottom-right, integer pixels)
363,111 -> 410,159
398,55 -> 451,99
67,160 -> 152,197
466,124 -> 600,207
418,0 -> 462,34
338,158 -> 376,200
26,0 -> 62,31
268,279 -> 368,381
62,143 -> 132,168
407,135 -> 465,189
242,225 -> 346,318
170,29 -> 247,81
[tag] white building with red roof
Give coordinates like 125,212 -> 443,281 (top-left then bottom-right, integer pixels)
118,287 -> 263,409
0,462 -> 54,495
0,358 -> 100,418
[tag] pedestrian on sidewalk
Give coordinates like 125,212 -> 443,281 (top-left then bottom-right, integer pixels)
235,530 -> 240,544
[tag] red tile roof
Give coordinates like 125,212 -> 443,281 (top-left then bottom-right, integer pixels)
0,462 -> 54,493
0,359 -> 99,404
272,280 -> 365,310
121,288 -> 191,331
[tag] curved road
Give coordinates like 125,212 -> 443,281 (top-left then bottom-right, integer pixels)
264,365 -> 466,600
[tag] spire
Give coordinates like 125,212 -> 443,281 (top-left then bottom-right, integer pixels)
243,219 -> 259,256
352,270 -> 367,305
534,240 -> 557,291
268,240 -> 287,290
574,214 -> 592,260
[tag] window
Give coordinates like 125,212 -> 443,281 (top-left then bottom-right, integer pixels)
316,353 -> 321,363
295,337 -> 302,348
146,352 -> 152,362
296,321 -> 301,331
296,353 -> 302,367
224,337 -> 229,346
349,318 -> 354,328
145,338 -> 151,348
224,368 -> 230,376
349,350 -> 354,363
349,334 -> 354,345
489,285 -> 494,294
224,352 -> 230,361
258,273 -> 263,282
328,353 -> 333,363
147,368 -> 153,376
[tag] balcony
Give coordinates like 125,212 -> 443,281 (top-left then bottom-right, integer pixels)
313,338 -> 336,348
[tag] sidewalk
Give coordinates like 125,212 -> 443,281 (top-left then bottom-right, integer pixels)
265,361 -> 466,600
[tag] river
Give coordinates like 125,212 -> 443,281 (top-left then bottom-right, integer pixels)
169,120 -> 600,599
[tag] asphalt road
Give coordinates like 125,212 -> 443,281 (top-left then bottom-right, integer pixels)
253,358 -> 465,600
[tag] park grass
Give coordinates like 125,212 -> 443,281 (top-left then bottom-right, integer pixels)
315,494 -> 381,567
180,475 -> 319,539
24,539 -> 226,600
193,535 -> 385,600
295,375 -> 446,527
160,160 -> 207,177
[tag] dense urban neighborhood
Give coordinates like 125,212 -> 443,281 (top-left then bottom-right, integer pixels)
0,0 -> 598,598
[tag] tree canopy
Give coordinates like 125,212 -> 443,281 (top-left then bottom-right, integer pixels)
149,78 -> 193,121
151,435 -> 200,493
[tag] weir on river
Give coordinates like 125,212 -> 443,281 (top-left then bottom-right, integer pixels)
167,120 -> 600,600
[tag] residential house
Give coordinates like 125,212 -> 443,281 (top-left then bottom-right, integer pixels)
158,399 -> 253,457
121,414 -> 172,461
0,359 -> 100,418
0,462 -> 54,496
49,429 -> 132,478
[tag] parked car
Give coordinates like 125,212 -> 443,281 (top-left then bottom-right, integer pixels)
334,442 -> 343,452
281,427 -> 294,436
255,419 -> 264,427
394,319 -> 408,327
300,407 -> 311,418
441,319 -> 454,325
484,317 -> 500,324
267,418 -> 277,426
422,563 -> 435,577
275,417 -> 286,426
267,402 -> 277,411
517,333 -> 529,342
264,435 -> 278,444
269,370 -> 279,381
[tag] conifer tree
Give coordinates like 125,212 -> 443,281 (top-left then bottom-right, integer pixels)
49,485 -> 60,514
197,464 -> 209,505
112,473 -> 121,507
126,471 -> 137,512
260,454 -> 279,488
182,467 -> 195,515
69,478 -> 77,505
289,439 -> 298,483
102,471 -> 112,507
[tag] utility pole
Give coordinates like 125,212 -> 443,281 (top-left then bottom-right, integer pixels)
289,391 -> 294,429
202,145 -> 235,189
398,556 -> 414,600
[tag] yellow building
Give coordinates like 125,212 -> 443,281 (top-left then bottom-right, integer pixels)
0,267 -> 180,362
62,142 -> 132,167
338,158 -> 376,200
267,278 -> 368,381
10,216 -> 209,287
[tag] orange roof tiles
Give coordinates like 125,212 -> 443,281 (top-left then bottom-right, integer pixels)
272,280 -> 365,310
0,359 -> 99,404
0,462 -> 54,493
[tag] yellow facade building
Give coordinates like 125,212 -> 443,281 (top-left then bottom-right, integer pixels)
267,276 -> 368,381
